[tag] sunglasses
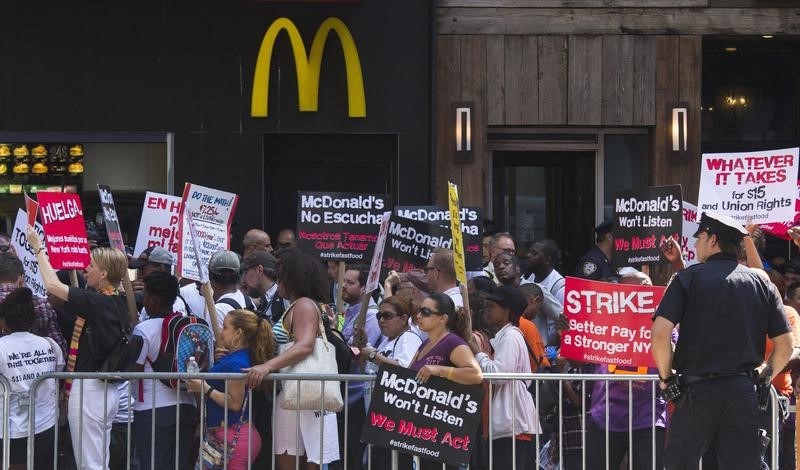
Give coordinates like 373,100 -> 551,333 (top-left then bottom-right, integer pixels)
376,311 -> 403,321
418,307 -> 442,317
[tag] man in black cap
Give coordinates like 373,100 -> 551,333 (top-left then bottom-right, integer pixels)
239,250 -> 286,322
651,211 -> 793,469
573,220 -> 617,281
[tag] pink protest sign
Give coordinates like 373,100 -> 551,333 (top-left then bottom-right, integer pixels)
36,192 -> 90,270
560,277 -> 665,368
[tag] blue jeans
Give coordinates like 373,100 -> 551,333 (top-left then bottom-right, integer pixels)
133,404 -> 197,470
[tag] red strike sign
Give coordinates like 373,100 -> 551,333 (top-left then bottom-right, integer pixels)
36,192 -> 91,270
559,277 -> 665,368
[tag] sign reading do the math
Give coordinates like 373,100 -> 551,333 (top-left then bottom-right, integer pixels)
560,277 -> 665,368
612,185 -> 682,266
395,205 -> 482,271
296,191 -> 389,262
177,184 -> 238,282
698,147 -> 799,225
36,192 -> 91,270
362,364 -> 483,467
133,192 -> 183,258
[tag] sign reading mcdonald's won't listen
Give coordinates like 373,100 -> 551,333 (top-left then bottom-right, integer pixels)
250,17 -> 366,118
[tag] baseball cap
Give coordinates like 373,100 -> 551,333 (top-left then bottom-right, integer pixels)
693,211 -> 748,242
240,250 -> 277,272
208,250 -> 240,274
486,285 -> 528,317
594,220 -> 613,236
129,246 -> 174,269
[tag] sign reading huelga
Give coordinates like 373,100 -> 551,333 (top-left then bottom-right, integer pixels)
612,185 -> 683,266
361,364 -> 483,466
297,191 -> 389,261
395,206 -> 482,271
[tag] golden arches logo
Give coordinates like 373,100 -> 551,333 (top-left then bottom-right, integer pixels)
250,17 -> 366,118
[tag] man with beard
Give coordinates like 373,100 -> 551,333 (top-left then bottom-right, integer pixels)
239,250 -> 286,322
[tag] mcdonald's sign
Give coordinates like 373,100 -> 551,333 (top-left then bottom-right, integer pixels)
250,17 -> 366,118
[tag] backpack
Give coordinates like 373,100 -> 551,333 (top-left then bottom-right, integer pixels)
98,296 -> 142,374
320,310 -> 353,375
217,295 -> 257,313
150,313 -> 215,389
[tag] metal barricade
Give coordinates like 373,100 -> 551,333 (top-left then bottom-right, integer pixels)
0,374 -> 12,470
23,371 -> 782,470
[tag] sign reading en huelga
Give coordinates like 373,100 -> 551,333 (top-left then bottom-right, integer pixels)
612,185 -> 682,267
362,364 -> 483,466
395,206 -> 482,271
382,214 -> 455,277
296,191 -> 389,262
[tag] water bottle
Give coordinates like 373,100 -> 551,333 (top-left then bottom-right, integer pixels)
364,343 -> 379,408
185,356 -> 199,389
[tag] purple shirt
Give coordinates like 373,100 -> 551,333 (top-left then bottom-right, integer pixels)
409,332 -> 467,371
589,364 -> 667,432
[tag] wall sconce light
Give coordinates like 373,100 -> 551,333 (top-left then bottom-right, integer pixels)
453,102 -> 473,162
671,103 -> 688,162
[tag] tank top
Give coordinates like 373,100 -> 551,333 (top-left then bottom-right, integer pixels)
409,332 -> 467,371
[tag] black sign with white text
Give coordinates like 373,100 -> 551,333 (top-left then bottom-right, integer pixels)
612,185 -> 683,266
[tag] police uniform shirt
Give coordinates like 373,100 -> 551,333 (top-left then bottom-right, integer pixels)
573,245 -> 616,280
654,252 -> 790,376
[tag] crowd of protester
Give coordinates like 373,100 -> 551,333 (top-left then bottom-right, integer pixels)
0,218 -> 794,470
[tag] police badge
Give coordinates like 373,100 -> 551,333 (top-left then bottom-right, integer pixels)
582,262 -> 597,276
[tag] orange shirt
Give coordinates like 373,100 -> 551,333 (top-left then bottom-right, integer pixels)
518,317 -> 550,372
765,305 -> 800,397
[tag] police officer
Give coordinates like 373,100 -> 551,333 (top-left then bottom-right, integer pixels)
573,220 -> 617,281
651,211 -> 793,469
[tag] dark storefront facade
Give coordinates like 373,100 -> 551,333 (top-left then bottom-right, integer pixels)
0,1 -> 433,247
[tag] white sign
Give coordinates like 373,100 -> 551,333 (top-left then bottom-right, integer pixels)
177,184 -> 238,282
681,202 -> 699,267
365,211 -> 392,293
698,147 -> 799,225
11,209 -> 47,298
133,192 -> 183,259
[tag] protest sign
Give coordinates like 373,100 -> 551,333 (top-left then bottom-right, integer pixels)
177,184 -> 238,282
681,202 -> 699,267
395,206 -> 482,271
11,209 -> 47,298
24,193 -> 38,227
383,214 -> 454,276
698,147 -> 799,225
560,277 -> 665,367
612,185 -> 682,266
448,182 -> 467,285
362,364 -> 483,466
97,185 -> 125,252
36,192 -> 90,270
133,191 -> 183,258
758,178 -> 800,240
365,211 -> 393,293
297,191 -> 389,262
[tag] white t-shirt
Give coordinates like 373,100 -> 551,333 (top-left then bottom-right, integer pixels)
0,332 -> 64,437
132,318 -> 195,411
378,330 -> 423,368
213,290 -> 249,332
443,286 -> 464,308
181,283 -> 208,320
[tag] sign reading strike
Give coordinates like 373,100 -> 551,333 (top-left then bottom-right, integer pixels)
97,185 -> 125,252
134,192 -> 183,258
560,277 -> 665,367
612,185 -> 682,266
11,209 -> 47,298
698,147 -> 799,224
383,215 -> 454,276
681,202 -> 699,267
362,364 -> 483,466
36,192 -> 90,270
177,184 -> 238,282
395,206 -> 482,271
297,191 -> 389,261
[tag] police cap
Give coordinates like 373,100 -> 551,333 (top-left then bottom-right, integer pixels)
594,220 -> 613,236
692,211 -> 748,242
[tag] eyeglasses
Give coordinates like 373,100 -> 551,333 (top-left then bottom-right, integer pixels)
422,267 -> 438,274
418,307 -> 441,317
376,311 -> 403,321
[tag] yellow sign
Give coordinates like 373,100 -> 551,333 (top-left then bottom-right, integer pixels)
448,182 -> 467,285
251,17 -> 366,118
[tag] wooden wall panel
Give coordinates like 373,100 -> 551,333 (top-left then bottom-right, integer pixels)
538,35 -> 568,125
632,35 -> 656,125
486,35 -> 505,125
458,35 -> 489,207
568,35 -> 602,125
435,35 -> 462,207
504,35 -> 539,125
601,35 -> 634,125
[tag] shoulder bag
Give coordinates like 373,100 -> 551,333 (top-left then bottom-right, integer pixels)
278,301 -> 343,412
201,391 -> 250,470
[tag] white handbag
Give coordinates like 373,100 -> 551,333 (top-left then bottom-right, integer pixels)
278,306 -> 344,412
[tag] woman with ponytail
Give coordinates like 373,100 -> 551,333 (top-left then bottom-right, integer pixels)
188,308 -> 276,469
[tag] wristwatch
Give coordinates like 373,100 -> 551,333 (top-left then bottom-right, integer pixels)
368,351 -> 378,362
